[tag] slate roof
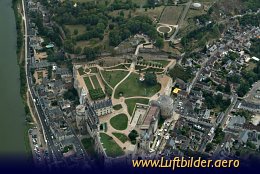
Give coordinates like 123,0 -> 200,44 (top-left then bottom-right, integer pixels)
92,99 -> 112,110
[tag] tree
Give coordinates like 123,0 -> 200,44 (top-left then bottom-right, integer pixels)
128,130 -> 138,144
73,29 -> 78,35
237,82 -> 250,97
154,37 -> 164,49
224,83 -> 231,94
63,88 -> 79,102
246,141 -> 256,149
205,143 -> 214,152
75,46 -> 82,54
213,127 -> 225,144
144,73 -> 157,86
109,30 -> 121,46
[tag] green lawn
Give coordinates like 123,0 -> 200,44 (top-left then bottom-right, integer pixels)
112,132 -> 128,143
81,138 -> 98,159
100,133 -> 124,158
115,73 -> 161,98
84,77 -> 94,90
78,67 -> 85,75
113,104 -> 123,110
101,70 -> 129,88
110,114 -> 128,130
65,24 -> 86,37
125,98 -> 150,116
91,75 -> 101,89
63,145 -> 73,153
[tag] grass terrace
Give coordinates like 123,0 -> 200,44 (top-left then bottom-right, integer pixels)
84,77 -> 94,90
135,65 -> 146,71
101,70 -> 129,88
100,133 -> 124,158
159,6 -> 184,25
152,60 -> 170,67
110,114 -> 128,130
141,67 -> 164,73
104,64 -> 129,70
115,73 -> 161,98
125,98 -> 150,116
112,132 -> 128,143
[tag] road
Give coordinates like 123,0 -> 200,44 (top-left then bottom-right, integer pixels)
220,94 -> 238,129
22,0 -> 93,168
22,0 -> 63,165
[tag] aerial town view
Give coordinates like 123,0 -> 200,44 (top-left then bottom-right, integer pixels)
0,0 -> 260,173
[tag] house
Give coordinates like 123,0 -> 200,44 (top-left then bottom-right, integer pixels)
239,130 -> 249,144
227,115 -> 246,130
91,99 -> 113,116
138,106 -> 160,153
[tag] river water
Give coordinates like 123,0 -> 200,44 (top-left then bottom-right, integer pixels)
0,0 -> 26,155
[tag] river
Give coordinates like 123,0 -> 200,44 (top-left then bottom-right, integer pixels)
0,0 -> 26,155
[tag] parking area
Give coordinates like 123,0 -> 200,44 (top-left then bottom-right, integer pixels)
28,127 -> 49,166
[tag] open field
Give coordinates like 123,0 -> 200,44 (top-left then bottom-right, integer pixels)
115,73 -> 161,98
90,75 -> 101,89
132,0 -> 147,6
110,114 -> 128,130
84,77 -> 94,90
100,133 -> 124,158
75,39 -> 100,50
112,132 -> 128,143
159,6 -> 184,25
109,6 -> 164,20
97,57 -> 126,66
65,25 -> 86,37
101,70 -> 129,88
125,98 -> 150,116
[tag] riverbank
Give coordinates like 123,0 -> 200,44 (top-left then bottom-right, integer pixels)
12,0 -> 34,161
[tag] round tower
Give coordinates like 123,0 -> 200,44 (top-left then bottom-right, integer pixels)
157,95 -> 174,119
